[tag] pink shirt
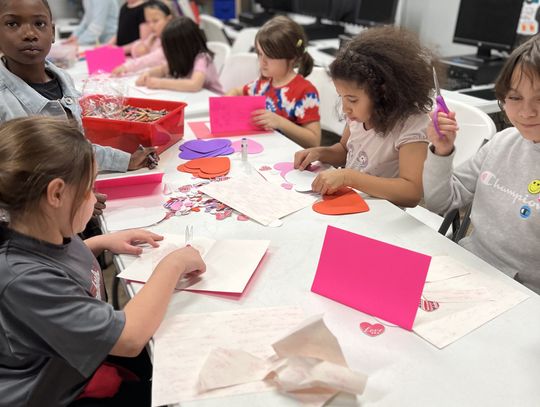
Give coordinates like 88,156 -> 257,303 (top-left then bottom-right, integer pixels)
192,53 -> 223,94
123,35 -> 166,73
346,113 -> 429,178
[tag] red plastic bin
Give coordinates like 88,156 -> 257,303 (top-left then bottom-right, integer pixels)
81,96 -> 187,154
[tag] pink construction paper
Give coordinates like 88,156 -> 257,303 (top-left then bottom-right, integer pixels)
209,96 -> 270,137
188,121 -> 212,139
94,172 -> 164,200
85,45 -> 126,74
231,138 -> 264,154
311,226 -> 431,330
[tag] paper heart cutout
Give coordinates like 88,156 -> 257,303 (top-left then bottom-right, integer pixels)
273,162 -> 294,178
179,139 -> 231,153
359,322 -> 385,337
419,298 -> 440,312
231,138 -> 264,154
177,157 -> 230,179
312,188 -> 369,215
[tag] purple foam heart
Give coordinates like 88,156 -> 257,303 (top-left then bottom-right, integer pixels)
179,145 -> 234,160
179,139 -> 231,154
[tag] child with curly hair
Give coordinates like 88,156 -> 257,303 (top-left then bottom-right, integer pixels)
294,26 -> 434,207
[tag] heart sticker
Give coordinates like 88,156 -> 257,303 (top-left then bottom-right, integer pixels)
359,322 -> 385,337
312,188 -> 369,215
419,298 -> 440,312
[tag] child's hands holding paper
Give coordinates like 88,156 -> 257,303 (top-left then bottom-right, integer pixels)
294,147 -> 323,170
311,168 -> 347,195
251,109 -> 283,131
159,246 -> 206,280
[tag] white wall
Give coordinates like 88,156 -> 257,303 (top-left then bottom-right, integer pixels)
49,0 -> 78,19
399,0 -> 475,57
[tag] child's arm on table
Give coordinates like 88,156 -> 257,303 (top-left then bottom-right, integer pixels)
252,109 -> 320,148
142,71 -> 206,92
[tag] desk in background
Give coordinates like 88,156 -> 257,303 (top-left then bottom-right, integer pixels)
100,123 -> 540,407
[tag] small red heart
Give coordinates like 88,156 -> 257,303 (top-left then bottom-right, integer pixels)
419,298 -> 440,312
359,322 -> 385,337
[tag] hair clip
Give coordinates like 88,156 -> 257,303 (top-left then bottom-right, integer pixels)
296,39 -> 303,48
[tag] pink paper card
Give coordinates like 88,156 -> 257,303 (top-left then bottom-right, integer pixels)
209,96 -> 270,137
311,226 -> 431,330
85,45 -> 126,74
188,121 -> 212,139
95,172 -> 164,200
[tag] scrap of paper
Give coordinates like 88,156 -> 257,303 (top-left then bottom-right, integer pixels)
209,96 -> 270,137
311,226 -> 431,330
188,121 -> 212,139
198,316 -> 367,406
118,234 -> 269,293
413,261 -> 529,348
199,174 -> 317,226
151,307 -> 306,407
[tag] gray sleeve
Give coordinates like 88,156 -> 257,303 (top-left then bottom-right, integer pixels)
93,144 -> 130,172
2,267 -> 125,378
423,142 -> 489,215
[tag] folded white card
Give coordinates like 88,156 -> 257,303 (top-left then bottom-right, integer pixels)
118,234 -> 270,293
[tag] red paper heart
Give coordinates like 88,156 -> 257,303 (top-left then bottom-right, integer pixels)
359,322 -> 385,337
313,187 -> 369,215
177,157 -> 230,179
419,298 -> 440,312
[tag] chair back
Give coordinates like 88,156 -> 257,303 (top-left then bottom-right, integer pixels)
199,14 -> 230,44
219,52 -> 259,93
306,66 -> 345,136
231,27 -> 258,54
445,98 -> 497,168
207,41 -> 231,74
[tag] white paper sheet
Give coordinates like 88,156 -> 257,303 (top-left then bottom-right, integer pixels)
117,234 -> 269,293
414,257 -> 529,348
151,307 -> 306,407
199,174 -> 316,226
105,206 -> 167,231
425,255 -> 472,282
284,169 -> 317,192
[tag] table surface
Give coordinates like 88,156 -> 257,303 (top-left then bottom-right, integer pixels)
100,123 -> 540,407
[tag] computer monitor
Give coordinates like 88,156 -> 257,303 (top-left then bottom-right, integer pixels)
329,0 -> 360,24
355,0 -> 398,27
293,0 -> 345,40
256,0 -> 292,13
453,0 -> 523,62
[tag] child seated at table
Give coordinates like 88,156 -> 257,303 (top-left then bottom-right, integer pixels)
0,0 -> 156,172
423,36 -> 540,293
112,0 -> 172,76
294,26 -> 434,207
0,116 -> 206,406
227,15 -> 321,148
135,16 -> 223,94
109,0 -> 147,49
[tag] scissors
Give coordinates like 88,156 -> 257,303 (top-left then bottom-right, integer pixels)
432,66 -> 450,139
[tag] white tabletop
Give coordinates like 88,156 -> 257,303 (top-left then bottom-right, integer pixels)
102,123 -> 540,407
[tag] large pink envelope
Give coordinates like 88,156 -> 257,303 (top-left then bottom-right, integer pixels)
311,226 -> 431,330
85,45 -> 126,74
94,172 -> 164,200
209,96 -> 271,137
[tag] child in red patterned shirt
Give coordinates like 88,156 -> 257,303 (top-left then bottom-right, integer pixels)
227,16 -> 321,148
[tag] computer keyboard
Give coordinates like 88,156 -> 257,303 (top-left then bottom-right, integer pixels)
443,77 -> 473,91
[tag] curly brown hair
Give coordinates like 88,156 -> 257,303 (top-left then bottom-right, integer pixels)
329,26 -> 435,134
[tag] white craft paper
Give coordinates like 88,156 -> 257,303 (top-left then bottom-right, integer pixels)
117,234 -> 269,293
151,307 -> 306,407
425,255 -> 472,282
414,257 -> 529,348
284,169 -> 317,192
199,174 -> 316,226
105,206 -> 166,231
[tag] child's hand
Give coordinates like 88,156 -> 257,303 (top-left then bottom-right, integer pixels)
312,168 -> 346,195
128,147 -> 159,170
294,147 -> 321,170
251,109 -> 283,131
427,111 -> 458,156
93,192 -> 107,216
106,230 -> 164,255
159,246 -> 206,278
111,65 -> 127,77
145,77 -> 162,89
135,72 -> 150,86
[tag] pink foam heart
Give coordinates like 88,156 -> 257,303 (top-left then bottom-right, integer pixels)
231,138 -> 264,154
281,183 -> 293,190
273,162 -> 294,177
359,322 -> 385,337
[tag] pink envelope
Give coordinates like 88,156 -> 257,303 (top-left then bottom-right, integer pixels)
311,226 -> 431,330
209,96 -> 271,137
94,172 -> 164,200
85,45 -> 126,74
